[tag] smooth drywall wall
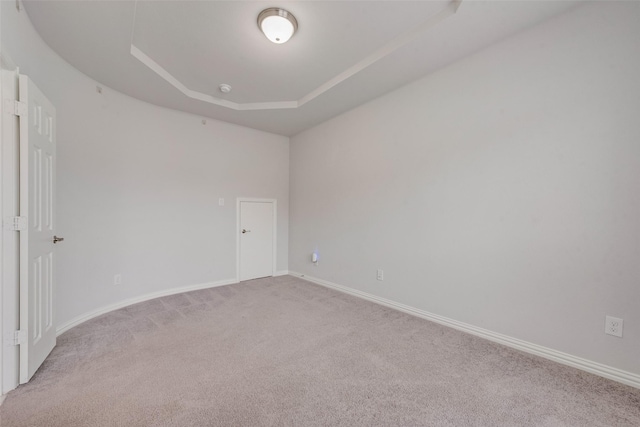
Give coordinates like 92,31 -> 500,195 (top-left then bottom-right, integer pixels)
1,4 -> 289,327
290,2 -> 640,375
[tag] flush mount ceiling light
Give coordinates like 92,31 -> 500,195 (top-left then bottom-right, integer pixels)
258,8 -> 298,44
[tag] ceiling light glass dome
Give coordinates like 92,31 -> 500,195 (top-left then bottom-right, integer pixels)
258,8 -> 298,44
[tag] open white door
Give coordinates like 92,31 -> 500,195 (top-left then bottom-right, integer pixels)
239,200 -> 275,281
18,75 -> 57,384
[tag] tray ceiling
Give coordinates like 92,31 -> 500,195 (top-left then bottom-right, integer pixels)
22,0 -> 581,136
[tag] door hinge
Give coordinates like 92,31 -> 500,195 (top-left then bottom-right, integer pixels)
3,216 -> 28,231
4,99 -> 27,116
14,100 -> 27,116
14,330 -> 27,346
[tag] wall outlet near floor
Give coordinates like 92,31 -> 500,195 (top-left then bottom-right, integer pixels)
377,269 -> 384,281
605,316 -> 623,337
114,274 -> 122,286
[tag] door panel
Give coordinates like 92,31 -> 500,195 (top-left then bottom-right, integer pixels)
239,201 -> 274,281
19,75 -> 56,384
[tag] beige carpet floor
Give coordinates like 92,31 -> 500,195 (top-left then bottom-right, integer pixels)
0,275 -> 638,426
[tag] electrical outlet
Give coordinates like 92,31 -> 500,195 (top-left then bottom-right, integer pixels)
377,269 -> 384,281
605,316 -> 623,338
114,274 -> 122,286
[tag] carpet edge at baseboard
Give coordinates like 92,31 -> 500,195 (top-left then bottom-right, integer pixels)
58,272 -> 290,336
56,278 -> 238,336
289,271 -> 640,390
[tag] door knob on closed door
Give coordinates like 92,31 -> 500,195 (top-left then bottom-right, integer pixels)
242,229 -> 251,234
53,235 -> 64,244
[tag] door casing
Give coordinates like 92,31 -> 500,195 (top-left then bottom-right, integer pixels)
1,58 -> 21,395
236,198 -> 277,282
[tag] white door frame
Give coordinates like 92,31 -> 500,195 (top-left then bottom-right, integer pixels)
1,54 -> 21,396
236,198 -> 277,282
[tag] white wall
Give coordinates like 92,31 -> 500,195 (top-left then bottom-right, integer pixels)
1,1 -> 289,390
290,2 -> 640,376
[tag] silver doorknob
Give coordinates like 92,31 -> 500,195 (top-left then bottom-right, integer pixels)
53,235 -> 64,244
242,229 -> 251,234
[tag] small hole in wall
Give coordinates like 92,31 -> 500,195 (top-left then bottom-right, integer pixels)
202,119 -> 207,125
96,86 -> 103,94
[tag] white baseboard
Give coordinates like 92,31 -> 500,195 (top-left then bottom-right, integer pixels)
56,278 -> 238,336
274,270 -> 289,277
0,393 -> 6,406
289,271 -> 640,390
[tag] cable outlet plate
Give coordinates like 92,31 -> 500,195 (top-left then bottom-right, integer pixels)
605,316 -> 623,338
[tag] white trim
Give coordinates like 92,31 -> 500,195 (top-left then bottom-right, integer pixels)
56,278 -> 237,336
274,270 -> 289,277
0,67 -> 20,395
298,1 -> 460,107
0,393 -> 6,406
0,58 -> 4,401
130,45 -> 298,111
130,1 -> 461,111
289,271 -> 640,390
236,198 -> 277,282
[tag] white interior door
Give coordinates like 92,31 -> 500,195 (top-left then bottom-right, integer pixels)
18,74 -> 57,384
239,201 -> 274,281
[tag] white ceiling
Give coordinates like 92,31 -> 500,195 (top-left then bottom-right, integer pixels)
23,0 -> 581,136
